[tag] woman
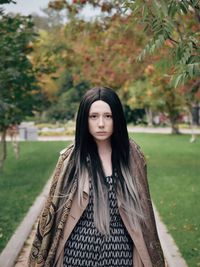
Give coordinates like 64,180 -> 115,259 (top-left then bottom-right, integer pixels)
29,87 -> 165,267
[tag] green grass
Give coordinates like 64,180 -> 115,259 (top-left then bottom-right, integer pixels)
0,135 -> 199,267
130,133 -> 200,267
0,141 -> 70,252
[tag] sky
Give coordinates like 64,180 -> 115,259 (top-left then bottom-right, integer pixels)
2,0 -> 101,19
2,0 -> 51,16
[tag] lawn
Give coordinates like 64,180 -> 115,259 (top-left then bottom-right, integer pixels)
0,135 -> 199,267
130,133 -> 200,267
0,141 -> 70,252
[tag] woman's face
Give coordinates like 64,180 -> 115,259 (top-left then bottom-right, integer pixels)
88,100 -> 113,143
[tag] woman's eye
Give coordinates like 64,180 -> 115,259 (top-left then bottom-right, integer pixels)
90,114 -> 97,119
105,114 -> 112,119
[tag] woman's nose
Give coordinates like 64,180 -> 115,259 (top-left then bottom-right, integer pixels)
98,116 -> 104,127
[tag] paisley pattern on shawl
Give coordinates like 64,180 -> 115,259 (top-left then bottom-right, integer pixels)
29,145 -> 76,267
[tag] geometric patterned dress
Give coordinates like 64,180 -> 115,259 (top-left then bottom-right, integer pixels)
63,175 -> 133,267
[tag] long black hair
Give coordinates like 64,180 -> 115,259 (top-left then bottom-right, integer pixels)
62,87 -> 144,234
75,86 -> 130,170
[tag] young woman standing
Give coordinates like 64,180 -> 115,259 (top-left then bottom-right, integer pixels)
29,87 -> 165,267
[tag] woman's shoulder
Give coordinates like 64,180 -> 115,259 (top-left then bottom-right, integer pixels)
59,143 -> 74,159
129,138 -> 146,164
129,138 -> 143,152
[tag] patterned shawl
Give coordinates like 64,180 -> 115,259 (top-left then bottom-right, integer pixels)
28,145 -> 77,267
28,141 -> 165,267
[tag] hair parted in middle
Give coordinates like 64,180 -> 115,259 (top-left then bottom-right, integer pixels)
60,87 -> 144,235
75,86 -> 130,167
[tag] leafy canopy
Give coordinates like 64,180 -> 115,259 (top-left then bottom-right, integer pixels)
0,14 -> 42,131
122,0 -> 200,87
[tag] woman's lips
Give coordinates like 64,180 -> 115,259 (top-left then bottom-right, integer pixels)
96,132 -> 107,134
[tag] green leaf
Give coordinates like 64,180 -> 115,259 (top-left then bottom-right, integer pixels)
160,0 -> 168,16
179,2 -> 189,14
174,75 -> 183,88
168,1 -> 178,17
188,64 -> 194,77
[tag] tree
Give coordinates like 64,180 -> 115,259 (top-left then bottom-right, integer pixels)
0,13 -> 43,169
38,0 -> 198,130
127,78 -> 159,126
46,74 -> 89,121
34,7 -> 64,29
122,0 -> 200,88
115,0 -> 200,133
127,64 -> 186,132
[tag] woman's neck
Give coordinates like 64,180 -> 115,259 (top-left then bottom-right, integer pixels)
96,139 -> 112,155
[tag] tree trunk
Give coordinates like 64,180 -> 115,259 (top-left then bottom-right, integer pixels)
169,115 -> 180,134
0,128 -> 7,171
188,106 -> 197,143
171,123 -> 180,134
145,107 -> 153,126
191,103 -> 200,125
8,125 -> 20,159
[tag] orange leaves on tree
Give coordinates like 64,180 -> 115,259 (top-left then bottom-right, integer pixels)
48,0 -> 66,10
72,0 -> 87,4
164,39 -> 174,48
144,65 -> 155,76
101,2 -> 113,12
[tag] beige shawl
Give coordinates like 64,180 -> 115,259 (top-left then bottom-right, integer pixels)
28,141 -> 165,267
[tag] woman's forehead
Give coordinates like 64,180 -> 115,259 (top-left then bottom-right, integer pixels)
89,100 -> 112,113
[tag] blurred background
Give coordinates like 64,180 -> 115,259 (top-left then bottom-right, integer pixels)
0,1 -> 200,266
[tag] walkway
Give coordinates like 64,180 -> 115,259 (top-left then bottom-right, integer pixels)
5,126 -> 200,142
128,126 -> 200,134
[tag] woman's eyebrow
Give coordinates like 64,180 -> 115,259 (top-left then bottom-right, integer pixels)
89,112 -> 112,114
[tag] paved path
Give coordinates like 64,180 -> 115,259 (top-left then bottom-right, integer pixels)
128,126 -> 200,134
5,126 -> 200,142
153,205 -> 188,267
14,224 -> 36,267
37,126 -> 200,141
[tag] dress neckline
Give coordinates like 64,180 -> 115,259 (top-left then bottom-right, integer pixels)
105,174 -> 113,178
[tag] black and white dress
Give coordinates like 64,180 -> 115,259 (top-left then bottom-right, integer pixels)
63,176 -> 133,267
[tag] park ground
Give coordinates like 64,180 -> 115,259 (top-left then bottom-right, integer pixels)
0,131 -> 200,267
